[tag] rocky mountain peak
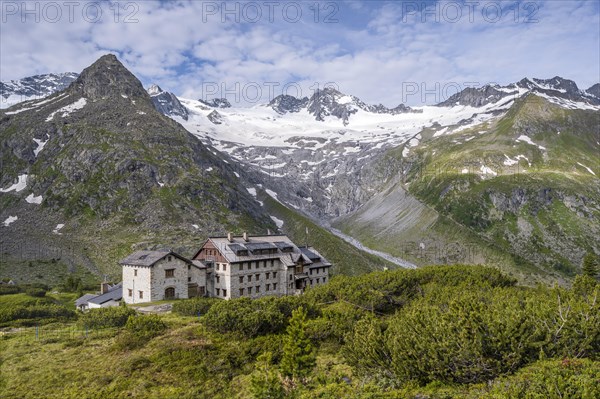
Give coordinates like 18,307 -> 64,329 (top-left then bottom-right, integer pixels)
268,94 -> 309,114
198,98 -> 231,108
0,72 -> 79,108
530,76 -> 580,94
147,84 -> 163,96
586,83 -> 600,98
147,84 -> 188,120
70,54 -> 149,101
437,85 -> 512,107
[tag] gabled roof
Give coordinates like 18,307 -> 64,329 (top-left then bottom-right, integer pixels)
195,235 -> 332,269
75,294 -> 97,307
88,283 -> 123,305
119,250 -> 192,267
300,247 -> 320,261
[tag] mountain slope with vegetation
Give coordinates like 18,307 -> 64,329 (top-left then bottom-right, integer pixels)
0,55 -> 275,281
335,94 -> 600,284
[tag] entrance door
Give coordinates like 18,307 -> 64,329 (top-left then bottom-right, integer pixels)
165,287 -> 175,299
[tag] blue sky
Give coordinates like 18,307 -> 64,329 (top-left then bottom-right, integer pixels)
1,0 -> 599,106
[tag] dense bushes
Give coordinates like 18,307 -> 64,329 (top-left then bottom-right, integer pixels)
202,295 -> 316,337
0,303 -> 76,325
25,288 -> 47,297
172,297 -> 219,316
344,283 -> 599,386
78,305 -> 137,329
0,285 -> 21,296
115,314 -> 168,350
304,265 -> 516,314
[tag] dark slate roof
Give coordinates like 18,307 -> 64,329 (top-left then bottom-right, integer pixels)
88,283 -> 123,305
119,250 -> 192,267
244,242 -> 277,252
273,241 -> 294,251
228,243 -> 247,252
75,294 -> 96,307
300,247 -> 320,261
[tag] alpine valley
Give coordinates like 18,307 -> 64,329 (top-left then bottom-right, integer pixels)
1,55 -> 599,285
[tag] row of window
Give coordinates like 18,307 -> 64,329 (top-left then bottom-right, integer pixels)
239,283 -> 277,296
309,267 -> 327,275
238,260 -> 276,271
215,263 -> 227,271
310,277 -> 327,285
215,288 -> 227,297
128,289 -> 143,299
238,271 -> 277,283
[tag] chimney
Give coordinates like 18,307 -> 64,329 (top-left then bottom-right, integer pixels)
100,282 -> 110,294
227,232 -> 233,242
243,232 -> 249,242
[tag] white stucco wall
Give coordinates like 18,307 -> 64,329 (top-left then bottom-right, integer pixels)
123,265 -> 152,304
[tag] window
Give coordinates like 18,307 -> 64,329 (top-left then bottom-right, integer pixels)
266,283 -> 270,291
240,288 -> 244,296
134,269 -> 138,276
289,274 -> 293,281
188,265 -> 191,270
248,287 -> 252,294
239,263 -> 243,271
223,264 -> 227,271
270,260 -> 275,267
255,274 -> 260,281
273,272 -> 277,278
316,278 -> 320,284
128,289 -> 132,297
249,262 -> 253,270
266,272 -> 270,279
239,276 -> 244,283
198,286 -> 205,296
310,269 -> 313,275
167,256 -> 172,262
263,261 -> 267,268
248,275 -> 252,282
139,291 -> 143,299
188,277 -> 191,282
273,283 -> 277,290
165,269 -> 175,278
256,286 -> 260,293
216,275 -> 220,283
223,289 -> 227,297
295,265 -> 302,273
323,277 -> 327,282
216,288 -> 221,296
216,264 -> 220,271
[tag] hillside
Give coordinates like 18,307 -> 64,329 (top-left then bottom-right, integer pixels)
0,55 -> 275,281
335,94 -> 600,283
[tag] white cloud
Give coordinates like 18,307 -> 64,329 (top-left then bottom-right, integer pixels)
1,0 -> 598,107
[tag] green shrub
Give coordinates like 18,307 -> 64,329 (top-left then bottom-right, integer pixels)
345,283 -> 599,386
172,297 -> 219,316
115,314 -> 168,350
25,288 -> 47,298
0,303 -> 76,325
474,358 -> 600,399
78,305 -> 136,329
0,285 -> 21,296
202,295 -> 314,337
